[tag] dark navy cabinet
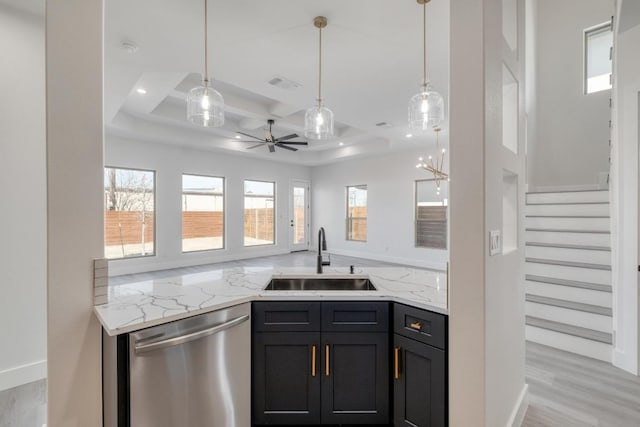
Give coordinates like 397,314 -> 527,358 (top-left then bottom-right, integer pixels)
393,304 -> 448,427
253,301 -> 390,425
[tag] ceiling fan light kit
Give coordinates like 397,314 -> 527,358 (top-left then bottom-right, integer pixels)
408,0 -> 445,132
187,0 -> 225,127
304,16 -> 335,140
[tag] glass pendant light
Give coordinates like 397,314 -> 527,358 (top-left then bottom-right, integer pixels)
187,0 -> 224,127
304,16 -> 334,140
408,0 -> 444,131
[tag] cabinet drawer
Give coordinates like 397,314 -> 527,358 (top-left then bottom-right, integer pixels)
322,302 -> 389,332
394,304 -> 447,350
253,301 -> 321,332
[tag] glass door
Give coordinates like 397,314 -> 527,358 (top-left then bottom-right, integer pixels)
290,180 -> 310,251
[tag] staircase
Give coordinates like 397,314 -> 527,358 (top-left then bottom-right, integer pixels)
524,189 -> 613,362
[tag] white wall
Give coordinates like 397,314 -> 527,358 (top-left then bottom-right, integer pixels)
610,1 -> 640,374
528,0 -> 613,190
449,0 -> 527,425
310,149 -> 449,270
106,136 -> 311,275
47,0 -> 104,424
0,4 -> 46,391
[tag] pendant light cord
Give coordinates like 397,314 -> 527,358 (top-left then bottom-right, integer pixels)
318,25 -> 323,106
203,0 -> 209,83
422,1 -> 427,88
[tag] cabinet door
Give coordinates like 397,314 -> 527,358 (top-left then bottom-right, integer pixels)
393,334 -> 446,427
321,332 -> 389,425
253,332 -> 321,425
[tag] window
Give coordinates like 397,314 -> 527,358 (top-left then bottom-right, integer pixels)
244,180 -> 275,246
182,174 -> 224,252
584,22 -> 613,94
104,167 -> 155,259
346,185 -> 367,241
415,180 -> 448,249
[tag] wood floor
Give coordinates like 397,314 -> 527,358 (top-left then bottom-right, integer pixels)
523,341 -> 640,427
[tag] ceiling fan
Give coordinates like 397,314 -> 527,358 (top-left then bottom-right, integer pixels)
237,119 -> 308,153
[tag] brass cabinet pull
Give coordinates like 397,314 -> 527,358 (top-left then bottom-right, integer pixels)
394,347 -> 400,380
410,321 -> 422,331
325,344 -> 330,376
311,345 -> 317,377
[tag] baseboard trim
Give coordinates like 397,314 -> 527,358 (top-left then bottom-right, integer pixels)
328,248 -> 448,271
108,247 -> 293,276
613,348 -> 638,375
0,360 -> 47,392
507,384 -> 529,427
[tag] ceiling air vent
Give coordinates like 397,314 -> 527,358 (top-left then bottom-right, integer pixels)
268,76 -> 301,91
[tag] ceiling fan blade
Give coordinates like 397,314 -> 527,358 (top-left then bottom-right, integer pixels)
276,133 -> 299,142
278,141 -> 308,146
246,144 -> 263,149
275,143 -> 298,152
268,144 -> 276,153
239,140 -> 263,143
236,131 -> 264,142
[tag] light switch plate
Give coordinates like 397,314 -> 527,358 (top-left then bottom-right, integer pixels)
489,230 -> 502,256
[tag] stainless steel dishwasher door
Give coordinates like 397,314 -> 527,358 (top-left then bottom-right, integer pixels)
128,303 -> 251,427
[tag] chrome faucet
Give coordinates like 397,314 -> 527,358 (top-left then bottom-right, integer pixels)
317,227 -> 331,274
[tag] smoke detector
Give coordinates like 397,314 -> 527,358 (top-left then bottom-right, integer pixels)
268,76 -> 301,91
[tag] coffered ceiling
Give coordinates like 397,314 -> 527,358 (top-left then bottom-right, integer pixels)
104,0 -> 450,165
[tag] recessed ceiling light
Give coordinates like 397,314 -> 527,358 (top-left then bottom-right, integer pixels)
338,142 -> 344,146
235,135 -> 242,139
136,88 -> 147,95
405,133 -> 413,138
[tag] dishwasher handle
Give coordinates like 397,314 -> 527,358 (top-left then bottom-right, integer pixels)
134,314 -> 250,355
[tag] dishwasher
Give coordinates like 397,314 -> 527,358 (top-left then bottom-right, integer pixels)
103,302 -> 251,427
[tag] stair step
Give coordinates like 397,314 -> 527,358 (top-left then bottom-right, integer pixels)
525,203 -> 609,217
525,217 -> 610,232
525,245 -> 611,266
525,316 -> 612,344
526,263 -> 610,286
526,280 -> 612,308
526,230 -> 611,247
526,228 -> 610,234
525,294 -> 611,316
526,242 -> 610,251
525,274 -> 611,292
526,325 -> 612,362
526,258 -> 611,271
526,190 -> 609,205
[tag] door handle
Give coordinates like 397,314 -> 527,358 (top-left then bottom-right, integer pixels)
394,347 -> 400,380
311,344 -> 317,377
325,344 -> 330,376
134,314 -> 249,354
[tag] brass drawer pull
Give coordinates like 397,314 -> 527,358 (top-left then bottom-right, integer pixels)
410,321 -> 422,331
394,347 -> 400,380
311,344 -> 317,377
325,344 -> 330,376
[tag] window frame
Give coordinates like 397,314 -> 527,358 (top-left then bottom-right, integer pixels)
104,165 -> 157,260
414,179 -> 448,250
243,179 -> 276,247
181,173 -> 226,253
583,21 -> 613,95
345,184 -> 368,242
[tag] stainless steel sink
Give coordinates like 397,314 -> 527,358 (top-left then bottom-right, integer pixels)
264,277 -> 376,291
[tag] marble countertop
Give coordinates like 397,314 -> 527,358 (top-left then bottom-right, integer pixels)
94,266 -> 448,336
